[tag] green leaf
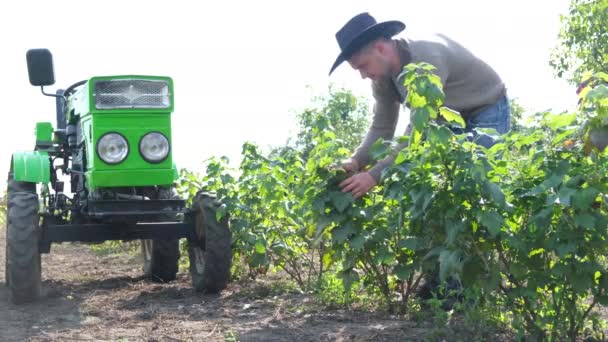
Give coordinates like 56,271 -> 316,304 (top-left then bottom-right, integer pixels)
407,92 -> 427,108
478,210 -> 504,237
394,150 -> 407,165
446,221 -> 465,245
557,186 -> 576,206
542,112 -> 577,130
312,196 -> 327,214
462,256 -> 484,287
483,181 -> 506,207
399,237 -> 424,251
509,263 -> 527,280
483,269 -> 502,291
438,249 -> 463,282
255,241 -> 266,254
332,222 -> 355,243
528,248 -> 544,257
556,242 -> 576,257
412,107 -> 432,131
597,295 -> 608,306
587,85 -> 608,102
374,246 -> 395,265
329,191 -> 353,213
440,107 -> 466,128
573,187 -> 599,210
394,265 -> 413,280
315,215 -> 333,237
429,126 -> 452,146
423,246 -> 445,261
349,236 -> 365,251
531,207 -> 553,227
338,268 -> 360,291
322,251 -> 334,269
370,138 -> 390,161
574,213 -> 596,228
551,264 -> 566,277
571,274 -> 591,293
425,82 -> 445,108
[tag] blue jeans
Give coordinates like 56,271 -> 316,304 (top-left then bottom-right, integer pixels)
450,96 -> 511,148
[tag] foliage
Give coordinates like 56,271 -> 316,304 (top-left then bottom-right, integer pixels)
509,98 -> 527,133
177,88 -> 364,290
550,0 -> 608,83
292,85 -> 370,155
177,64 -> 608,340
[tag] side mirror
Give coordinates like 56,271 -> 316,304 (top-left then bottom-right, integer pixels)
26,49 -> 55,86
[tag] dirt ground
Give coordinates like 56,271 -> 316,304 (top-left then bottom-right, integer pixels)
0,228 -> 507,342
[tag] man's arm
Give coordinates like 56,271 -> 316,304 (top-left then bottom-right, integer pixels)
364,50 -> 451,182
350,81 -> 400,171
366,124 -> 411,182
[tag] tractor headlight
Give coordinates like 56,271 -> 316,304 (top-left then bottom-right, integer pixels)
139,132 -> 169,163
93,79 -> 171,109
97,133 -> 129,164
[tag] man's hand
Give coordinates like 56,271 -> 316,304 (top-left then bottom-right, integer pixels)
339,172 -> 377,199
340,158 -> 360,177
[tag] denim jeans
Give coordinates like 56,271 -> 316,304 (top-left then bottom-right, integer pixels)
449,95 -> 511,148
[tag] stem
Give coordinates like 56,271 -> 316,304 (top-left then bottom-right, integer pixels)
404,272 -> 424,307
551,287 -> 562,338
402,272 -> 414,307
572,295 -> 598,341
361,256 -> 391,307
272,253 -> 304,289
568,295 -> 578,341
318,242 -> 325,284
498,284 -> 540,336
496,243 -> 544,336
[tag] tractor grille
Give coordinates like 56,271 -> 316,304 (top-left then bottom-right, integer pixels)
93,79 -> 171,109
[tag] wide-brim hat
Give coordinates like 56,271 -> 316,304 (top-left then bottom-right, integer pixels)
329,12 -> 405,75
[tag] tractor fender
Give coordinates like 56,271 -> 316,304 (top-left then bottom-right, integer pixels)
12,151 -> 50,183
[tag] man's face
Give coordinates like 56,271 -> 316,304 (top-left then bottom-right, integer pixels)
348,42 -> 391,82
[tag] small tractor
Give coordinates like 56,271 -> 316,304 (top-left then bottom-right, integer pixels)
4,49 -> 232,304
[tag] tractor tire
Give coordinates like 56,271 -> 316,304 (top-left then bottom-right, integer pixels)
188,192 -> 232,293
6,175 -> 41,304
141,187 -> 180,282
4,226 -> 8,287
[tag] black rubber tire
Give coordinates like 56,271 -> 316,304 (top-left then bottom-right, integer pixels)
188,192 -> 232,293
141,187 -> 180,282
4,225 -> 8,288
6,174 -> 41,304
5,182 -> 11,287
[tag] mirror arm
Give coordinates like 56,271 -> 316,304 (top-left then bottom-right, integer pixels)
40,86 -> 65,100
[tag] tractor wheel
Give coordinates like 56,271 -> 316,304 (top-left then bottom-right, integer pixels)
6,173 -> 41,304
188,192 -> 232,293
141,187 -> 180,282
4,225 -> 8,287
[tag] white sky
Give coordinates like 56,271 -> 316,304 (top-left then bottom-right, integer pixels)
0,0 -> 576,187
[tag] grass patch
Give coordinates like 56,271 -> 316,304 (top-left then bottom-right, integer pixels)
89,240 -> 140,256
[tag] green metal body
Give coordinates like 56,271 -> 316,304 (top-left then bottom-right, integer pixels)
35,122 -> 54,146
66,75 -> 177,189
15,75 -> 178,189
11,151 -> 50,183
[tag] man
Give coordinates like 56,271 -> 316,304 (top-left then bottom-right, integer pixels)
329,12 -> 511,199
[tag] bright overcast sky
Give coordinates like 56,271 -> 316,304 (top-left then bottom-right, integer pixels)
0,0 -> 576,186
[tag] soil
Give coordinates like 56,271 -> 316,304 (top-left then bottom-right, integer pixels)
0,229 -> 508,342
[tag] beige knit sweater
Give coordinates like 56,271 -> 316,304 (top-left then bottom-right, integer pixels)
351,33 -> 507,181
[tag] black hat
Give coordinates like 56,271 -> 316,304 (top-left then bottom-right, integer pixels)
329,12 -> 405,75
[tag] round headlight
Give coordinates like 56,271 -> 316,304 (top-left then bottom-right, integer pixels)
139,132 -> 169,163
97,133 -> 129,164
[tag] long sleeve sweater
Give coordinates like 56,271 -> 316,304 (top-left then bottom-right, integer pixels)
351,33 -> 507,181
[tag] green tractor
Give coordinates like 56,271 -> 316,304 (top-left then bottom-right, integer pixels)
5,49 -> 232,304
